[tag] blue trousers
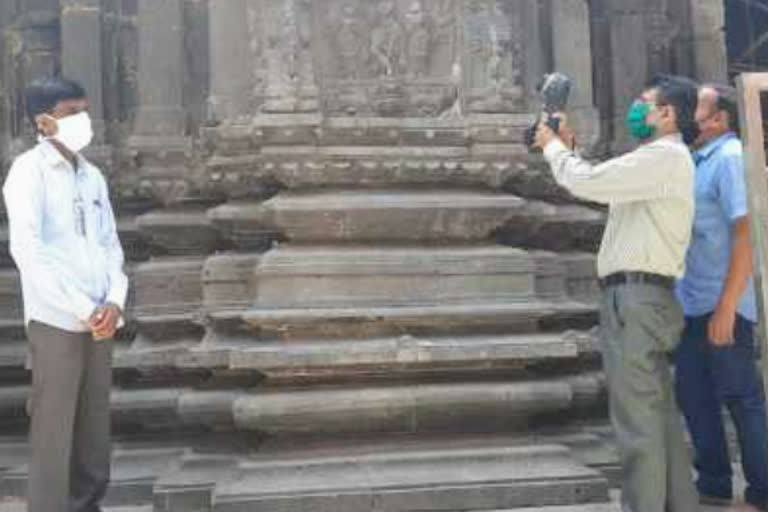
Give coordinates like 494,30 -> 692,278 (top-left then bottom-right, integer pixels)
674,313 -> 768,510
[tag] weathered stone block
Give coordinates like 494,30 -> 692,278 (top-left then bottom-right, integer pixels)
232,380 -> 574,435
133,257 -> 204,317
213,444 -> 608,512
243,301 -> 595,341
136,208 -> 221,256
495,203 -> 606,252
229,333 -> 583,378
202,253 -> 261,310
253,245 -> 536,308
209,191 -> 535,243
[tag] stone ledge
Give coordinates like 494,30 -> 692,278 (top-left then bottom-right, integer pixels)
213,443 -> 608,512
228,333 -> 586,376
230,378 -> 600,435
0,373 -> 606,435
208,190 -> 530,243
207,190 -> 605,246
241,301 -> 596,340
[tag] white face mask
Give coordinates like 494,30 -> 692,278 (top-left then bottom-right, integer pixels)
49,112 -> 93,153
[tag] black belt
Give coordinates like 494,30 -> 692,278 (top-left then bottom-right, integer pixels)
599,271 -> 675,290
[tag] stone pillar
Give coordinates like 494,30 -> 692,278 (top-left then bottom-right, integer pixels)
207,0 -> 251,125
689,0 -> 728,82
608,5 -> 649,152
550,0 -> 600,148
19,0 -> 60,80
60,0 -> 106,142
133,0 -> 185,136
0,2 -> 13,169
128,0 -> 192,206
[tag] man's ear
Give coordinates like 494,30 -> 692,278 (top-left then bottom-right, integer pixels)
35,114 -> 57,137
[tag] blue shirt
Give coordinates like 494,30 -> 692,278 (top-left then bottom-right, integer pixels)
676,132 -> 757,322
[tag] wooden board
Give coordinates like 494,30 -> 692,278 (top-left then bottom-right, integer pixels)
736,73 -> 768,404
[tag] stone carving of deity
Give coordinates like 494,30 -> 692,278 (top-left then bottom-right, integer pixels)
464,0 -> 522,112
370,0 -> 405,77
334,1 -> 369,80
403,0 -> 432,79
264,0 -> 318,112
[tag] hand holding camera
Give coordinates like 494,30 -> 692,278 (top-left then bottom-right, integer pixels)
524,73 -> 572,151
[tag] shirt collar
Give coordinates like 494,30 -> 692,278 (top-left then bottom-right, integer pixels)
38,139 -> 88,173
693,132 -> 736,164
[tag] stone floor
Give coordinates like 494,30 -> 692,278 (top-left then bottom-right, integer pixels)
0,491 -> 759,512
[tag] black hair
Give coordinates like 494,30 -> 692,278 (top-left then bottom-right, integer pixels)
24,76 -> 86,126
645,74 -> 699,145
705,84 -> 740,135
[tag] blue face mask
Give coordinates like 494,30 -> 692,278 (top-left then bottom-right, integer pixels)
625,100 -> 656,140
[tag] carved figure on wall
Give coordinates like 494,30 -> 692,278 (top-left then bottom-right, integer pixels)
403,0 -> 432,79
464,0 -> 523,112
295,0 -> 319,109
370,0 -> 405,78
263,0 -> 318,112
334,1 -> 370,80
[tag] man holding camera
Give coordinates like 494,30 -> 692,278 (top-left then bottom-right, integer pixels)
532,75 -> 699,512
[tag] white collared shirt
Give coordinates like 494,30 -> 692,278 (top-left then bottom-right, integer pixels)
3,140 -> 128,332
543,134 -> 694,278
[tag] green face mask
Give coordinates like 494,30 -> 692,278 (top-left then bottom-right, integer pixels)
626,100 -> 656,140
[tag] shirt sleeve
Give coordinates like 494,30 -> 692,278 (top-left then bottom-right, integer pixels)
542,138 -> 690,204
3,159 -> 97,322
97,176 -> 128,312
715,151 -> 749,222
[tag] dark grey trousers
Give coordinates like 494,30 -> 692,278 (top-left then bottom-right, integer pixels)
599,283 -> 697,512
26,321 -> 112,512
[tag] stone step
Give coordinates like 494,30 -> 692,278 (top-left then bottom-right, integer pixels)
0,428 -> 618,511
489,504 -> 619,512
253,245 -> 536,308
0,505 -> 154,512
199,249 -> 598,313
228,375 -> 606,435
207,190 -> 604,245
135,208 -> 224,256
0,372 -> 606,435
226,332 -> 599,378
150,430 -> 618,511
211,443 -> 609,512
0,446 -> 187,506
239,301 -> 596,340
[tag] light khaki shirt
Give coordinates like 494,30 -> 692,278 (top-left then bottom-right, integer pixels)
542,134 -> 694,278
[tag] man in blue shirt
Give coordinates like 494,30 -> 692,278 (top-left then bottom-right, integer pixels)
676,84 -> 768,511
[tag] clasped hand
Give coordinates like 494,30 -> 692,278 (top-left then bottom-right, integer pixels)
88,303 -> 121,341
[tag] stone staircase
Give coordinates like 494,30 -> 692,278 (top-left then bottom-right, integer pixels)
0,427 -> 620,511
0,116 -> 614,510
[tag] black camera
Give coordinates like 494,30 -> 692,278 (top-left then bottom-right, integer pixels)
524,73 -> 572,150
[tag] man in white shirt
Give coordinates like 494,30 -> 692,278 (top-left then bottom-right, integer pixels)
532,75 -> 699,512
3,77 -> 127,512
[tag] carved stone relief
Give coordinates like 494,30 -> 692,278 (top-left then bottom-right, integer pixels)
462,0 -> 524,113
255,0 -> 319,113
317,0 -> 455,117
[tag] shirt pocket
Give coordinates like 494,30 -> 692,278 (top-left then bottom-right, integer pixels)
42,172 -> 75,237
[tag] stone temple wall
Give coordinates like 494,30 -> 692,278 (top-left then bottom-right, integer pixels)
0,1 -> 730,510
